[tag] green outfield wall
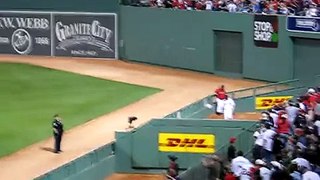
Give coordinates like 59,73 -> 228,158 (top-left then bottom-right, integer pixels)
0,0 -> 119,12
115,119 -> 256,172
119,6 -> 320,82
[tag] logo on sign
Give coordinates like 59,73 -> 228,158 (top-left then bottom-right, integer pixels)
55,20 -> 113,52
158,133 -> 215,153
296,18 -> 320,31
163,138 -> 212,148
255,96 -> 293,110
11,29 -> 32,55
254,21 -> 278,43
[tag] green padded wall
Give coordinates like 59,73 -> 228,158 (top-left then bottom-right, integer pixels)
0,0 -> 119,12
119,6 -> 320,82
115,119 -> 256,172
293,38 -> 320,83
214,31 -> 243,74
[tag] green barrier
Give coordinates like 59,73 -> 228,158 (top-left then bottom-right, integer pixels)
114,118 -> 257,172
35,142 -> 115,180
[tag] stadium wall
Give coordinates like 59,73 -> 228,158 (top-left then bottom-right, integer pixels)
115,119 -> 256,172
119,6 -> 320,82
0,0 -> 119,12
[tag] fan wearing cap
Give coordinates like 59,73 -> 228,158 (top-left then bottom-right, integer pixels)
260,111 -> 274,127
293,110 -> 307,129
228,137 -> 237,162
288,162 -> 302,180
231,151 -> 253,180
253,159 -> 271,180
293,157 -> 320,180
306,88 -> 317,122
253,124 -> 265,161
276,111 -> 290,146
285,100 -> 300,133
167,155 -> 179,179
270,161 -> 291,180
214,85 -> 227,115
262,122 -> 276,165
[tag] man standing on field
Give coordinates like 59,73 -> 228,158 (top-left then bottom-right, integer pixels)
214,85 -> 227,115
52,114 -> 64,154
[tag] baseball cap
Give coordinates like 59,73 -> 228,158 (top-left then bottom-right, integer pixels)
270,161 -> 283,170
292,158 -> 311,170
229,137 -> 236,143
255,159 -> 266,166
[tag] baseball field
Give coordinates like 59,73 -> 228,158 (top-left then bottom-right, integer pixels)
0,62 -> 161,157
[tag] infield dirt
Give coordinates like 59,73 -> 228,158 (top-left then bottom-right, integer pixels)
0,56 -> 265,180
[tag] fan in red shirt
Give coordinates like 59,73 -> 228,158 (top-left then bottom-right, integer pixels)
214,85 -> 227,115
215,85 -> 226,100
277,112 -> 290,134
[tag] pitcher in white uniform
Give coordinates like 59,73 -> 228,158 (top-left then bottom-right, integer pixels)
224,95 -> 236,120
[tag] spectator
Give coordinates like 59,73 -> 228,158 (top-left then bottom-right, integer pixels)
224,165 -> 237,180
286,101 -> 300,131
205,0 -> 213,10
288,162 -> 302,180
167,155 -> 179,179
262,122 -> 276,164
228,137 -> 237,162
276,112 -> 290,145
231,151 -> 253,179
202,154 -> 222,180
227,0 -> 238,12
253,123 -> 265,161
294,110 -> 308,129
254,159 -> 272,180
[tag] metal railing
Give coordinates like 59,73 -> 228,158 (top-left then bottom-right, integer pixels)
167,79 -> 301,119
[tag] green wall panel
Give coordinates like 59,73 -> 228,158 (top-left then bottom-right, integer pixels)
115,119 -> 256,172
0,0 -> 119,12
119,6 -> 320,82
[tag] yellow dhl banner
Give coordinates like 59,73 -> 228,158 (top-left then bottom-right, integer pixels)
158,133 -> 215,153
255,96 -> 293,110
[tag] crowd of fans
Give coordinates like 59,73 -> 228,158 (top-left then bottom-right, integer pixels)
197,87 -> 320,180
131,0 -> 320,16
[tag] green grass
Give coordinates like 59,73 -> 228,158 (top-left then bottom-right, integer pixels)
0,62 -> 161,157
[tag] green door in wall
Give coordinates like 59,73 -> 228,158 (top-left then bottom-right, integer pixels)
214,31 -> 243,75
293,38 -> 320,83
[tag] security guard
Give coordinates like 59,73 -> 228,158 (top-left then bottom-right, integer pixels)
52,114 -> 64,153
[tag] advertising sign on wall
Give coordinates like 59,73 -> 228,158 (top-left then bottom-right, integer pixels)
0,11 -> 51,56
253,15 -> 279,48
287,16 -> 320,33
0,11 -> 118,59
255,96 -> 293,110
158,133 -> 215,153
52,13 -> 117,58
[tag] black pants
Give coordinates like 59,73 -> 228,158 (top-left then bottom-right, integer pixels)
252,144 -> 262,160
54,133 -> 62,152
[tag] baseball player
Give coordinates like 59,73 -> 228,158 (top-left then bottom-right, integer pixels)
224,95 -> 236,120
214,85 -> 227,115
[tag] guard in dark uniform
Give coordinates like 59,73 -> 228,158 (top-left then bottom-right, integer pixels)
52,114 -> 64,153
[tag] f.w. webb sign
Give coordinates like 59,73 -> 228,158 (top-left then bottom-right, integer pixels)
0,11 -> 117,59
0,12 -> 51,55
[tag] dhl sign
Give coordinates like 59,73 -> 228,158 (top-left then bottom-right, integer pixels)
158,133 -> 215,153
255,96 -> 293,110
